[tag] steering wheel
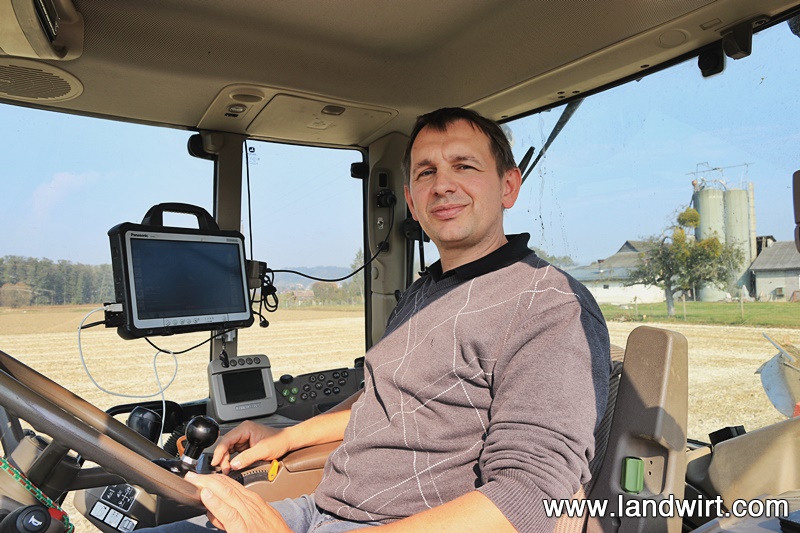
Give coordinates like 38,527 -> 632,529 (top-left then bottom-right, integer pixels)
0,349 -> 203,511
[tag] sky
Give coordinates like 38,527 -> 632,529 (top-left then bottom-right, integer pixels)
1,23 -> 799,269
501,24 -> 800,265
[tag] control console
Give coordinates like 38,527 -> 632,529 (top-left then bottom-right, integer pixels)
208,354 -> 277,422
274,367 -> 364,419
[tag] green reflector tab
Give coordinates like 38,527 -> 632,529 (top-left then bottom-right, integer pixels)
621,457 -> 644,494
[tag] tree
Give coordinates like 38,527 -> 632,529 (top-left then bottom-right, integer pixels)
311,281 -> 341,304
626,208 -> 744,317
0,255 -> 114,306
344,249 -> 365,303
0,282 -> 32,308
676,207 -> 700,229
530,247 -> 575,268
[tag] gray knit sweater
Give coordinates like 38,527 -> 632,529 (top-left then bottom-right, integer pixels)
314,235 -> 611,532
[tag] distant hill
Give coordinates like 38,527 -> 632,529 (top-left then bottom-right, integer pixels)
271,266 -> 352,290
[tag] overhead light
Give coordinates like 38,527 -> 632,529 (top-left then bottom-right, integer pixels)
230,93 -> 264,103
321,105 -> 346,116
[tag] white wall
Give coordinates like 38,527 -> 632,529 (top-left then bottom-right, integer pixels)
754,270 -> 800,301
582,281 -> 664,305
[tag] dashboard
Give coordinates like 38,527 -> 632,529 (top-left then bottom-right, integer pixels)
74,357 -> 363,532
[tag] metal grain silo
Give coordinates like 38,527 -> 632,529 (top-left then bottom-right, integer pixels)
724,189 -> 752,291
694,187 -> 728,301
695,188 -> 725,242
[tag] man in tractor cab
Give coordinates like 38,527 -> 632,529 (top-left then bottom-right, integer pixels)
151,107 -> 611,533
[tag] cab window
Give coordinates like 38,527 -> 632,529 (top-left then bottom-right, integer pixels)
0,109 -> 365,412
502,23 -> 799,442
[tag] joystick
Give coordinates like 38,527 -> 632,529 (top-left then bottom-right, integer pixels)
180,416 -> 220,470
152,415 -> 220,476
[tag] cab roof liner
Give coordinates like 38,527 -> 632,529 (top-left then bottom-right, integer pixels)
1,0 -> 799,146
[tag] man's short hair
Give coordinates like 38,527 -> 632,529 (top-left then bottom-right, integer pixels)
402,107 -> 517,185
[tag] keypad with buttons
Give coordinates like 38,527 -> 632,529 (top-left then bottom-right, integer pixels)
275,368 -> 361,414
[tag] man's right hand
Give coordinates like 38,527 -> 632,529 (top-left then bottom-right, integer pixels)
211,390 -> 361,474
210,421 -> 291,474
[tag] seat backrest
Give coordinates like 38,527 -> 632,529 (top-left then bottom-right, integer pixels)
588,326 -> 688,533
556,325 -> 688,533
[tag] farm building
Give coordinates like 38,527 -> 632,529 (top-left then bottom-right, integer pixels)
748,241 -> 800,301
568,241 -> 664,305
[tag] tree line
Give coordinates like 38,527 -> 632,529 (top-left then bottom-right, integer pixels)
0,252 -> 367,309
283,247 -> 575,307
283,249 -> 365,307
0,256 -> 114,307
9,223 -> 735,317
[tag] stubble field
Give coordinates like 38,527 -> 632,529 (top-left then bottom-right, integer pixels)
0,305 -> 796,530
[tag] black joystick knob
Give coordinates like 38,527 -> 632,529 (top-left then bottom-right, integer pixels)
181,415 -> 220,467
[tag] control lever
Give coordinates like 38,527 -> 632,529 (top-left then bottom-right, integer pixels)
153,415 -> 220,476
181,416 -> 219,470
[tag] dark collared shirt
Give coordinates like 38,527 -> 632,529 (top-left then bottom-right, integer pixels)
425,233 -> 534,282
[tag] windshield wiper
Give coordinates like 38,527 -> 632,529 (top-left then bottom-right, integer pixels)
520,98 -> 584,185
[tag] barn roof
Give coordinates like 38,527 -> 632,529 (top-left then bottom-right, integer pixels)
749,241 -> 800,272
569,240 -> 653,282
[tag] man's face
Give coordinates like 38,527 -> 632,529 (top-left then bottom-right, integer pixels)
405,120 -> 521,261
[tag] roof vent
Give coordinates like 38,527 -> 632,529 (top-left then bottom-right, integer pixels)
0,58 -> 83,101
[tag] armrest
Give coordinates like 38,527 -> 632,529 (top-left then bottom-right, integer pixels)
282,441 -> 341,473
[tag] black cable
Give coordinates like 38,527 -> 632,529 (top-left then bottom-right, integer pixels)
242,139 -> 277,329
242,152 -> 393,318
251,268 -> 279,327
270,206 -> 395,283
259,269 -> 279,312
80,320 -> 106,330
144,329 -> 233,355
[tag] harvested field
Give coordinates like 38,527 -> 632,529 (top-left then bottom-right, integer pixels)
0,305 -> 365,532
0,305 -> 796,530
0,305 -> 364,411
605,321 -> 789,441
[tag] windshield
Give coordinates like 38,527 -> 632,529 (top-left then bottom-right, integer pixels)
237,140 -> 366,375
501,22 -> 799,442
0,112 -> 365,412
0,9 -> 797,464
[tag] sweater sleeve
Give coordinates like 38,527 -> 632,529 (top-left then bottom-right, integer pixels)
477,299 -> 610,533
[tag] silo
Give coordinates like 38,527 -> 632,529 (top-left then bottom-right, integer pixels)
724,189 -> 752,293
693,187 -> 727,301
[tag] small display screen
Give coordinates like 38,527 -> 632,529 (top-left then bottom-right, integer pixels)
222,369 -> 267,404
129,237 -> 247,320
